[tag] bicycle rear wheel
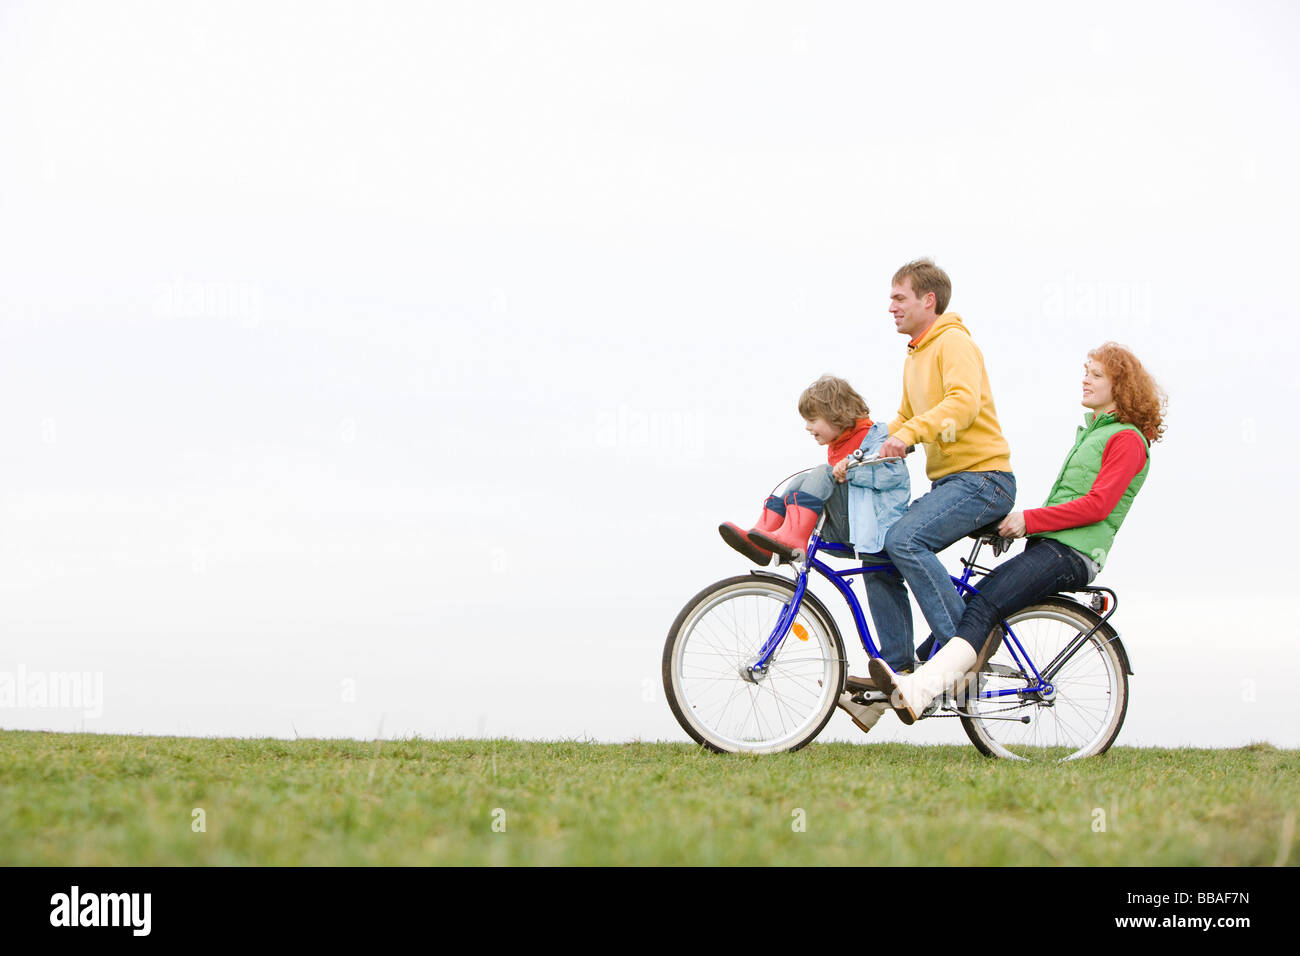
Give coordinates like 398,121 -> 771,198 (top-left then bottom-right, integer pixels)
663,574 -> 845,754
959,598 -> 1127,761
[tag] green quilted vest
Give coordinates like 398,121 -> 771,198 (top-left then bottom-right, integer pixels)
1031,411 -> 1149,570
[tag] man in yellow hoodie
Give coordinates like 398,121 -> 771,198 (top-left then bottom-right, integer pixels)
863,259 -> 1016,679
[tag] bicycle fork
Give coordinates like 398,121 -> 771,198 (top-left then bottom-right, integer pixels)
741,571 -> 812,683
742,516 -> 825,683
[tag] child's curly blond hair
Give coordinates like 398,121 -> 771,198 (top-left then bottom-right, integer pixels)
797,375 -> 870,432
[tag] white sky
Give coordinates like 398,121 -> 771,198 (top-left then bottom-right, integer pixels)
1,0 -> 1297,748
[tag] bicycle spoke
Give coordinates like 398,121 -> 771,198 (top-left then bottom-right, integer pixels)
960,603 -> 1126,760
667,579 -> 840,753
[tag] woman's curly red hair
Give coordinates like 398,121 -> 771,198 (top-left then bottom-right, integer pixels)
1090,342 -> 1167,444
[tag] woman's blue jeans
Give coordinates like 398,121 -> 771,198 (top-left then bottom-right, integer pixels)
951,537 -> 1094,653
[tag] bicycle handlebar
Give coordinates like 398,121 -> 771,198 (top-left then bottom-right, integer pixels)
769,445 -> 917,497
846,445 -> 915,469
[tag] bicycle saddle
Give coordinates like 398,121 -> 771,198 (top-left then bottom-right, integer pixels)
967,520 -> 1005,540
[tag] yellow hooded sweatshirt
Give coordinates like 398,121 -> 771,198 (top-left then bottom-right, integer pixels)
887,313 -> 1013,481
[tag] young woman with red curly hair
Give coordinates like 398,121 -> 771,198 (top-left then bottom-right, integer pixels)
868,343 -> 1168,725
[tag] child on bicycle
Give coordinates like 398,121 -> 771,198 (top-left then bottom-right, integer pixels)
719,375 -> 911,566
717,374 -> 913,736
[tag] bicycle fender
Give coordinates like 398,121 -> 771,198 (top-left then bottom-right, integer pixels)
1110,633 -> 1133,675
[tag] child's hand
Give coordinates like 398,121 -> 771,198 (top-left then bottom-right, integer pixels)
832,457 -> 850,482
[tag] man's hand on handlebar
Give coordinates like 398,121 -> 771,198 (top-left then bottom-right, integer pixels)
844,444 -> 916,476
878,436 -> 911,460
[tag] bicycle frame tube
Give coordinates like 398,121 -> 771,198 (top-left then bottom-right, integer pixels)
750,531 -> 979,671
980,591 -> 1122,699
748,530 -> 1094,704
980,623 -> 1047,699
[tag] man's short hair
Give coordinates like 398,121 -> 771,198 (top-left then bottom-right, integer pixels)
892,258 -> 952,315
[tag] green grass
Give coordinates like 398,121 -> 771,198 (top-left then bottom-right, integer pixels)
2,730 -> 1296,865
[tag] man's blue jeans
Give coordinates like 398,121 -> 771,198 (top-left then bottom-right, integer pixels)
861,470 -> 1016,671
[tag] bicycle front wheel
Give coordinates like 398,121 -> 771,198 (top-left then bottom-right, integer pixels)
959,598 -> 1128,761
663,574 -> 845,754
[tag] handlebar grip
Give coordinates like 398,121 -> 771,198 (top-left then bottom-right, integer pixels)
855,445 -> 913,461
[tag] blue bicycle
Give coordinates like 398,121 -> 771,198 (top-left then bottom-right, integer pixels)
662,456 -> 1133,760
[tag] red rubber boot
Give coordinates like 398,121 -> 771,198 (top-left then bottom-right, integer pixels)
719,496 -> 784,566
747,492 -> 823,561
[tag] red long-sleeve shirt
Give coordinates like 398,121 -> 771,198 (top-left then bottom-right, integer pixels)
1023,430 -> 1148,535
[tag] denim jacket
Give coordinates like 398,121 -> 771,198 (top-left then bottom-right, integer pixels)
845,422 -> 911,555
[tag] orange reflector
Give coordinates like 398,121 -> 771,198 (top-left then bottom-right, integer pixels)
793,623 -> 808,642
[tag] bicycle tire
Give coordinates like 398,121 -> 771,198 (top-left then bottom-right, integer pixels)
663,574 -> 846,754
958,597 -> 1128,761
